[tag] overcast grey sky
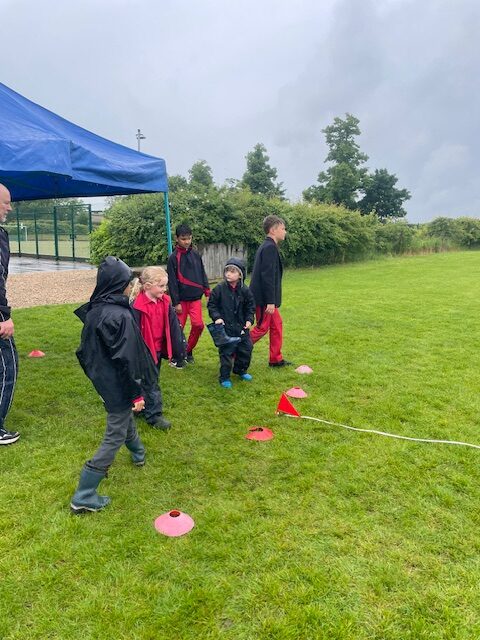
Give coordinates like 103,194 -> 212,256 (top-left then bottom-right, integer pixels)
2,0 -> 479,222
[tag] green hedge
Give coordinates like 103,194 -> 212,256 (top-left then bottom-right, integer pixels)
90,187 -> 480,268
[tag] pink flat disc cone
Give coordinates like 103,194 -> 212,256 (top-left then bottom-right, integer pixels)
295,365 -> 313,374
245,426 -> 274,441
154,510 -> 195,537
286,387 -> 308,399
28,350 -> 45,358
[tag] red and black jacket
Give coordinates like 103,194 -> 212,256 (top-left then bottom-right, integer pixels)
166,246 -> 210,305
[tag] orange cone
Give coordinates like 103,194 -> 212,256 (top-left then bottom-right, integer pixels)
276,393 -> 301,417
28,350 -> 45,358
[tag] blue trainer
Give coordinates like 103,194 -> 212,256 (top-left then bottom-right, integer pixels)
238,373 -> 253,381
220,380 -> 232,389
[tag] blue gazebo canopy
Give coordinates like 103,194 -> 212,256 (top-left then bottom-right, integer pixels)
0,82 -> 168,201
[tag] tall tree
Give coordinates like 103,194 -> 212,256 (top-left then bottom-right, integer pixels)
241,143 -> 285,198
303,113 -> 368,209
188,160 -> 214,187
358,169 -> 410,220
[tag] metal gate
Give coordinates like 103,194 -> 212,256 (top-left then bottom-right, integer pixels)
6,204 -> 94,261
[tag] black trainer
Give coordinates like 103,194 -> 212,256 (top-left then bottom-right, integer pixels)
169,358 -> 186,369
268,359 -> 293,368
149,415 -> 172,430
185,352 -> 195,364
0,427 -> 20,445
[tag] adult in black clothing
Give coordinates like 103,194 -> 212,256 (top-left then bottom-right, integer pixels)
0,184 -> 19,445
249,215 -> 291,367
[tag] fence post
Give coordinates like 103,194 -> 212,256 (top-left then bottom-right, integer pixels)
88,204 -> 92,234
53,206 -> 59,260
71,205 -> 76,261
15,207 -> 21,256
34,212 -> 39,257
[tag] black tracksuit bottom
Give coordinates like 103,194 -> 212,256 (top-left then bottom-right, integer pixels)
219,332 -> 253,382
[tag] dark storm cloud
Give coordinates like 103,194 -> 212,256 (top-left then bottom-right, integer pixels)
1,0 -> 478,220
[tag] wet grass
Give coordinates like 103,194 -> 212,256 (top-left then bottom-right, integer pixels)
2,251 -> 480,639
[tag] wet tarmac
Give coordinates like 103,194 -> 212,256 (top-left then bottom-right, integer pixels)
9,256 -> 95,274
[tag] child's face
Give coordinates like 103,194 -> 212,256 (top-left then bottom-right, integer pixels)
225,267 -> 241,284
270,223 -> 286,242
176,234 -> 192,250
145,278 -> 168,300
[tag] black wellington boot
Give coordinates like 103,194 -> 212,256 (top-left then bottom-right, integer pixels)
206,323 -> 241,348
70,466 -> 111,514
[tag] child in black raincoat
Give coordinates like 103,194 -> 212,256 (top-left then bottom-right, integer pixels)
70,256 -> 157,514
207,257 -> 255,388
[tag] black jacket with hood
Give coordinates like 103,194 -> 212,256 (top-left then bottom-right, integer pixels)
207,258 -> 256,337
74,257 -> 157,412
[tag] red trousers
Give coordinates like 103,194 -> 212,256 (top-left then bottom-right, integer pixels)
250,306 -> 283,364
178,299 -> 204,353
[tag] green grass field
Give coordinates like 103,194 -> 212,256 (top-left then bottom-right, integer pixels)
2,251 -> 480,639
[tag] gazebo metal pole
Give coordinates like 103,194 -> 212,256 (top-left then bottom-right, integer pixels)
163,192 -> 173,255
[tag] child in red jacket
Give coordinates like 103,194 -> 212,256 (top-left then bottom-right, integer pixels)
131,266 -> 186,430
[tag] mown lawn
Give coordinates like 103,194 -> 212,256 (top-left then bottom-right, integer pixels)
2,251 -> 480,639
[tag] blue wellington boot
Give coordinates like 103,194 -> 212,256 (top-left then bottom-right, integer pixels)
125,436 -> 146,466
70,466 -> 111,514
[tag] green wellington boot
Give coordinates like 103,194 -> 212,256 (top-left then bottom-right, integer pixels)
125,436 -> 146,466
70,466 -> 111,514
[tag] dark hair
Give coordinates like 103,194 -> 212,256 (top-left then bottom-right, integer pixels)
175,223 -> 192,237
263,215 -> 285,234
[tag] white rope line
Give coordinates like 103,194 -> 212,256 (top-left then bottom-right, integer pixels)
288,414 -> 480,450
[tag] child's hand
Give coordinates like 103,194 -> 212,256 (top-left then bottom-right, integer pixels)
215,318 -> 225,325
175,304 -> 182,314
132,399 -> 145,412
244,321 -> 252,329
265,304 -> 275,315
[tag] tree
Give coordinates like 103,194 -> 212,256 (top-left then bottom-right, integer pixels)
188,160 -> 214,188
241,143 -> 285,198
304,113 -> 368,209
358,169 -> 410,220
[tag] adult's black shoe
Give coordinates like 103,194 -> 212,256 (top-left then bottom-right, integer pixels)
268,359 -> 293,367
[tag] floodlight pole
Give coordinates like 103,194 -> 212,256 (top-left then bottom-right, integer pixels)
136,128 -> 146,152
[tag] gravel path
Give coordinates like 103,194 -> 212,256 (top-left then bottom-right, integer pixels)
8,270 -> 98,309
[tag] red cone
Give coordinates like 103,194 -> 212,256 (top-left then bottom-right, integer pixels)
154,510 -> 195,537
276,393 -> 301,417
28,350 -> 45,358
245,426 -> 274,441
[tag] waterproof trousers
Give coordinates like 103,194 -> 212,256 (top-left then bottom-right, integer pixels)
219,333 -> 253,382
86,407 -> 141,474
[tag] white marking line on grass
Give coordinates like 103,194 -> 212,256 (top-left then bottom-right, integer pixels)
291,415 -> 480,450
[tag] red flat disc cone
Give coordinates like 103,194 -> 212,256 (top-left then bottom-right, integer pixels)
28,350 -> 45,358
295,365 -> 313,374
154,510 -> 195,537
245,426 -> 274,441
286,387 -> 308,399
276,393 -> 301,417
